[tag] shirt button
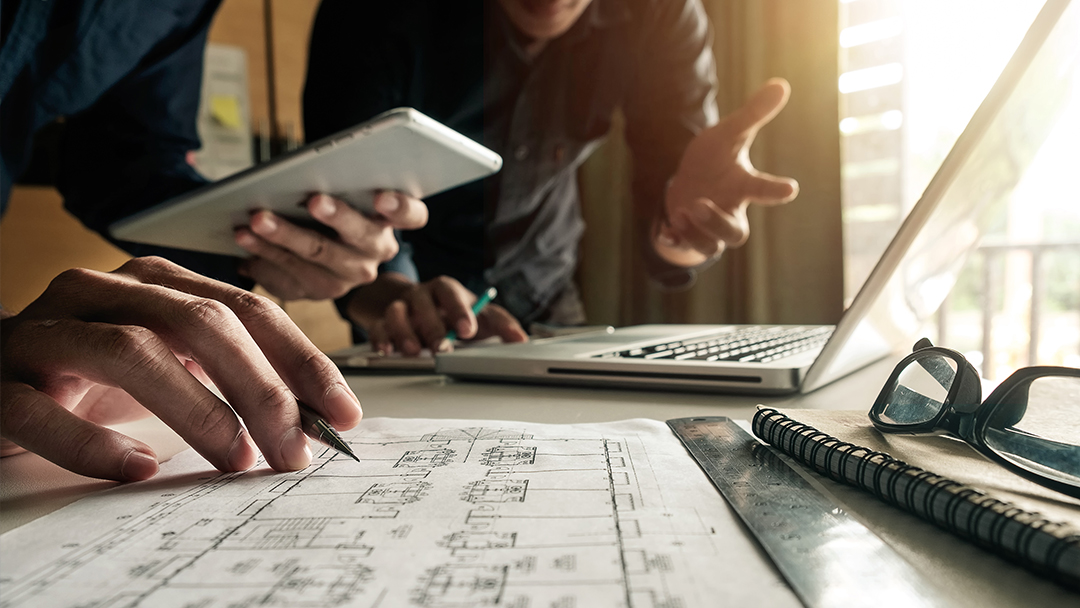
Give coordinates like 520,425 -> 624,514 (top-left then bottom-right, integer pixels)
514,145 -> 529,161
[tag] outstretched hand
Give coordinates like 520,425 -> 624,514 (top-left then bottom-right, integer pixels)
655,77 -> 800,267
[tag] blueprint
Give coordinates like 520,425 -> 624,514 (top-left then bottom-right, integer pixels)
0,418 -> 799,607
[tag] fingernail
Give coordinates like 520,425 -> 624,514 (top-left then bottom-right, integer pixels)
279,427 -> 312,470
121,449 -> 158,481
374,192 -> 401,214
227,430 -> 257,471
436,338 -> 452,353
404,338 -> 421,354
313,195 -> 336,219
657,231 -> 677,247
324,384 -> 362,427
253,213 -> 278,234
235,230 -> 257,248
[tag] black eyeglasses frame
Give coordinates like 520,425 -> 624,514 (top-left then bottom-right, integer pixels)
870,341 -> 1080,499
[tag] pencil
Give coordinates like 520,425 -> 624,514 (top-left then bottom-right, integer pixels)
297,401 -> 360,462
445,286 -> 497,342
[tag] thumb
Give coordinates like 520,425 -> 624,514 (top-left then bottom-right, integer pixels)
374,191 -> 428,230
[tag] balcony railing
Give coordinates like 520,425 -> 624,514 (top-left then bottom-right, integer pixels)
937,241 -> 1080,378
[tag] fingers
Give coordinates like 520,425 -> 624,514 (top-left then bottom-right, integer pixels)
476,305 -> 529,343
69,285 -> 305,474
429,278 -> 476,342
1,380 -> 159,482
305,195 -> 400,260
402,283 -> 448,351
366,278 -> 489,355
236,209 -> 382,300
232,192 -> 426,302
377,281 -> 461,355
6,317 -> 258,473
1,438 -> 27,457
70,385 -> 152,426
116,258 -> 362,434
1,257 -> 362,480
373,191 -> 428,230
381,300 -> 424,356
237,253 -> 337,301
673,199 -> 747,253
729,77 -> 791,137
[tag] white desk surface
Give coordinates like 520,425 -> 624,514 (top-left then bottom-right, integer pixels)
3,356 -> 1077,606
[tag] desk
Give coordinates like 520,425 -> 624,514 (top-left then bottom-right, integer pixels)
2,357 -> 1076,606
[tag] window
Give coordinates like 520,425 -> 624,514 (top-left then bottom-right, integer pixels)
839,0 -> 1080,378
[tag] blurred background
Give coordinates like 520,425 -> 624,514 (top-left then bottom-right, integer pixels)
2,0 -> 1076,379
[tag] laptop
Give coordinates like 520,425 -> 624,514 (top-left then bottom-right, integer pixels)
437,0 -> 1078,394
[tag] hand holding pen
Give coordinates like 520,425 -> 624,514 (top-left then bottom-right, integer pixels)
366,277 -> 528,357
298,401 -> 360,462
445,286 -> 497,342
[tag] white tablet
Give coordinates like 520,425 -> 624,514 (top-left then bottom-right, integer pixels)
109,108 -> 502,257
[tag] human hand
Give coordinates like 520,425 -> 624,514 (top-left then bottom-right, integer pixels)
656,78 -> 800,267
360,276 -> 528,356
234,191 -> 428,300
0,257 -> 363,481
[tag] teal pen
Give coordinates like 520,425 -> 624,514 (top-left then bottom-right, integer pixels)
446,286 -> 497,342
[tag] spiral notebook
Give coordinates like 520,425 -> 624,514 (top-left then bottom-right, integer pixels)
751,408 -> 1080,591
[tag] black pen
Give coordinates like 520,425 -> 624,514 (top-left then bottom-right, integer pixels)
297,401 -> 360,462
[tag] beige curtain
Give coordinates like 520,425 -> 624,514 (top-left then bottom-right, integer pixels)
577,0 -> 844,327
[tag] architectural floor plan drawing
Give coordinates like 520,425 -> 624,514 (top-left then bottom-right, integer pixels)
0,418 -> 799,607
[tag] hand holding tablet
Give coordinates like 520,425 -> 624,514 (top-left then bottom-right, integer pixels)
110,108 -> 502,300
234,191 -> 426,300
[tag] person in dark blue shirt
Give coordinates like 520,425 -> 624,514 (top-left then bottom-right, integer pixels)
0,0 -> 420,481
0,0 -> 427,299
304,0 -> 800,356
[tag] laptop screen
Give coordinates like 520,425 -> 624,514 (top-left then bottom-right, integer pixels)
804,0 -> 1080,391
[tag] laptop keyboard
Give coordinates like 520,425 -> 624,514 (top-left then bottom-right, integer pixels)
594,326 -> 834,364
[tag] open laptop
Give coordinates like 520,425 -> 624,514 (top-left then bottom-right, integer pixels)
437,0 -> 1078,394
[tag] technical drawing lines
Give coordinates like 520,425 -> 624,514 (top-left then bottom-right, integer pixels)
1,418 -> 801,608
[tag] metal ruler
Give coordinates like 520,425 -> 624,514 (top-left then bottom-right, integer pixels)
668,417 -> 941,608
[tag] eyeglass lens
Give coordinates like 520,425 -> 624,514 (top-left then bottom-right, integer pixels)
877,355 -> 958,426
984,376 -> 1080,485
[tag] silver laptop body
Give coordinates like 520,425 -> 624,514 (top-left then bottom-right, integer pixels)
437,0 -> 1077,394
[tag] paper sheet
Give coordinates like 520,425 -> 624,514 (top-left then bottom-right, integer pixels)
0,418 -> 799,607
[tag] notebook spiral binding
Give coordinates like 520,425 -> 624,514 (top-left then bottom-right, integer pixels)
752,407 -> 1080,591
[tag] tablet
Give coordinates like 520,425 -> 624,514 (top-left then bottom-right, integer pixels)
109,108 -> 502,257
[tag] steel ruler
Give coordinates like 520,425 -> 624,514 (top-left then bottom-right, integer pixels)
668,416 -> 942,608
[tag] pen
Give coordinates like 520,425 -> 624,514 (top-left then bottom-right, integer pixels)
297,401 -> 360,462
445,286 -> 497,342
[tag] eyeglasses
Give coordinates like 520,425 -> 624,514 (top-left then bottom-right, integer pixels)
869,338 -> 1080,499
